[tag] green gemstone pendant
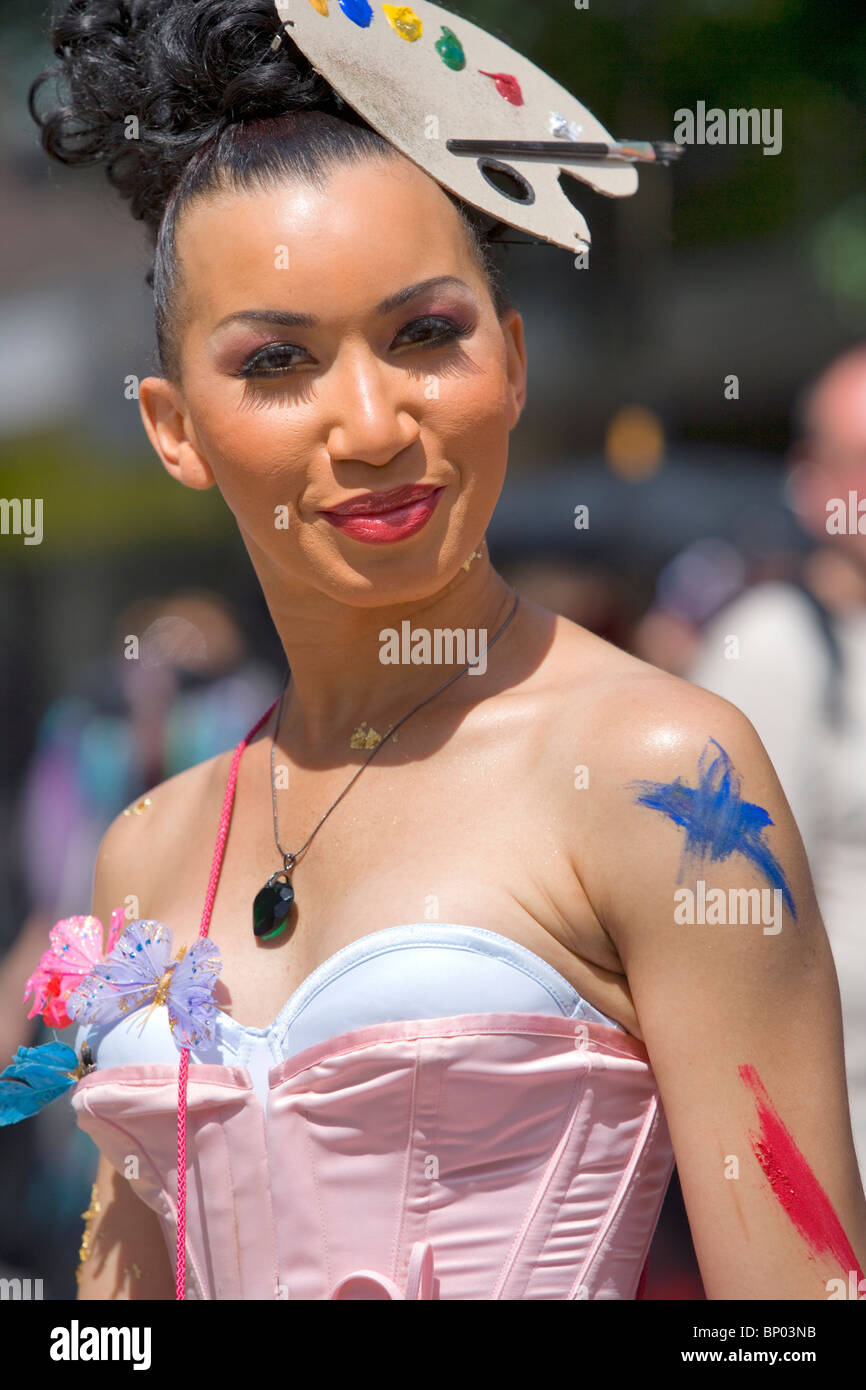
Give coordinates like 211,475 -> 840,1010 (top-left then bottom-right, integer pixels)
253,867 -> 295,940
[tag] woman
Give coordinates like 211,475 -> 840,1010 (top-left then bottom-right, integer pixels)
23,0 -> 866,1300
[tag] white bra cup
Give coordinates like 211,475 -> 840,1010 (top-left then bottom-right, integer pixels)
76,923 -> 625,1105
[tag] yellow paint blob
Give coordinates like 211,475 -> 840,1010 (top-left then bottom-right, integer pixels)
383,5 -> 423,41
308,0 -> 329,15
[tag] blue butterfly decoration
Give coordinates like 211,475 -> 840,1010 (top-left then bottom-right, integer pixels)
0,1039 -> 94,1126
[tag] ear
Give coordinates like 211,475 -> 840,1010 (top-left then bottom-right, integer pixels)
138,377 -> 217,491
500,307 -> 528,430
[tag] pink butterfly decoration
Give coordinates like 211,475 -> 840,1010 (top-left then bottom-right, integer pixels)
23,908 -> 127,1029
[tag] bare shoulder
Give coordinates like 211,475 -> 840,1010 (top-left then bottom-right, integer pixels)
528,603 -> 799,900
90,747 -> 235,923
534,603 -> 769,778
531,603 -> 816,949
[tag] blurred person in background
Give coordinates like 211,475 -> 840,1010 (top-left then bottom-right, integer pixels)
630,538 -> 749,677
689,344 -> 866,1179
0,591 -> 279,1295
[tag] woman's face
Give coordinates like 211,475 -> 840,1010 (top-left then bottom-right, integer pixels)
139,155 -> 527,608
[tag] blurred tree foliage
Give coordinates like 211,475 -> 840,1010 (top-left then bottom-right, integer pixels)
456,0 -> 866,245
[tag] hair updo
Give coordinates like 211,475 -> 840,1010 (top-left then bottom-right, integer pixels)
29,0 -> 510,382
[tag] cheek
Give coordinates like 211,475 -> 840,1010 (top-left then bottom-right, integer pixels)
425,347 -> 512,459
188,395 -> 312,521
185,339 -> 511,529
436,368 -> 512,507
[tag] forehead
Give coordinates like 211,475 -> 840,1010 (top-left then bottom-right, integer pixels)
175,156 -> 480,327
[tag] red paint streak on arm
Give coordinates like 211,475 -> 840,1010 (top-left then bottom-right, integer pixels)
738,1062 -> 864,1283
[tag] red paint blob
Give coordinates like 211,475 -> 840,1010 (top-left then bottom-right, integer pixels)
739,1063 -> 864,1282
478,70 -> 524,106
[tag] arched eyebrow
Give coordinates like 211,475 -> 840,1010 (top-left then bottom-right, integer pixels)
211,276 -> 474,334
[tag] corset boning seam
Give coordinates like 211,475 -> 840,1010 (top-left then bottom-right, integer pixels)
293,1085 -> 332,1299
606,1103 -> 675,1299
252,1098 -> 280,1300
569,1089 -> 661,1297
389,1039 -> 424,1288
76,1092 -> 206,1300
490,1060 -> 588,1299
412,1032 -> 447,1279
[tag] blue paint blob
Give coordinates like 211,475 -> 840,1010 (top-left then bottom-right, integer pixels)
627,737 -> 797,918
339,0 -> 374,26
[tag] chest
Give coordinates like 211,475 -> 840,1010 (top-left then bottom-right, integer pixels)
139,712 -> 614,1029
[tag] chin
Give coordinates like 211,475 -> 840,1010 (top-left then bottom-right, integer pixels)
308,537 -> 481,608
311,503 -> 485,589
320,560 -> 467,608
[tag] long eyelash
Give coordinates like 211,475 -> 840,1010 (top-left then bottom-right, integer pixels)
234,318 -> 475,408
235,317 -> 474,383
233,348 -> 307,380
398,316 -> 475,345
238,375 -> 319,411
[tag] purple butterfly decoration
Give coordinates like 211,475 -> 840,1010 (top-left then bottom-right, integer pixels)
67,920 -> 222,1050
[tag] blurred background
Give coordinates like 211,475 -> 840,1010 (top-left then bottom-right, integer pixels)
2,0 -> 865,1299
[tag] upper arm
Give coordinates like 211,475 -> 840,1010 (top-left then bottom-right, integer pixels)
89,752 -> 222,929
90,800 -> 149,930
575,678 -> 866,1299
77,1153 -> 174,1300
79,802 -> 178,1300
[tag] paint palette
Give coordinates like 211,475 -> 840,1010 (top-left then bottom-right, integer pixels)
273,0 -> 639,252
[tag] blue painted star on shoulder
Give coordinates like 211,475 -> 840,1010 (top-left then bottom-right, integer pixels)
626,737 -> 797,918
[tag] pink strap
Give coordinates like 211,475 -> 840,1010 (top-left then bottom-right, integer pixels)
175,694 -> 281,1301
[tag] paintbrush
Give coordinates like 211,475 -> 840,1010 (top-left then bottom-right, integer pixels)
446,138 -> 683,166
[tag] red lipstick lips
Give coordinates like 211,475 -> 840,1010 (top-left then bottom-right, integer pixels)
321,483 -> 440,516
317,483 -> 445,544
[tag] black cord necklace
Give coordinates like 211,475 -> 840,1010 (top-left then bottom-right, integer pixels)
252,588 -> 520,940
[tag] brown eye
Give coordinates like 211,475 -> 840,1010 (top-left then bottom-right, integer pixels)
393,316 -> 474,349
236,343 -> 311,377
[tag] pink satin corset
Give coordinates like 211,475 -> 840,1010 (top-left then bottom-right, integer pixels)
71,922 -> 675,1300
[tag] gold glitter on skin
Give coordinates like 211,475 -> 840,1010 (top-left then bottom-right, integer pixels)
350,721 -> 398,750
75,1181 -> 101,1285
123,797 -> 152,817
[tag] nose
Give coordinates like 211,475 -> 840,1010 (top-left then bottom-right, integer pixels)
324,344 -> 422,468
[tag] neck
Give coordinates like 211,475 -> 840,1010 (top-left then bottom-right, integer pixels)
255,555 -> 517,750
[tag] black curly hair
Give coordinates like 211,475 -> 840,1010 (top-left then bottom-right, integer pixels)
28,0 -> 510,382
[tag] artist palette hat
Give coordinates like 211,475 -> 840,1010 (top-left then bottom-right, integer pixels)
272,0 -> 680,254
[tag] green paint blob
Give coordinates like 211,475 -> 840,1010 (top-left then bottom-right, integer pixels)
435,25 -> 466,71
